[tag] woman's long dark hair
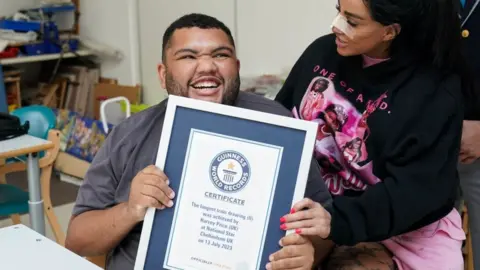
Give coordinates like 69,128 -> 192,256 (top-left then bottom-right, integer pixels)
364,0 -> 476,102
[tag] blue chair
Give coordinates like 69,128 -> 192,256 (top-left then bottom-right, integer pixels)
0,105 -> 64,244
0,184 -> 29,217
7,105 -> 56,163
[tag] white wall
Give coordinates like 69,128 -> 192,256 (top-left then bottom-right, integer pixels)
2,1 -> 335,105
78,0 -> 138,86
236,0 -> 336,76
0,0 -> 38,16
138,0 -> 237,105
137,0 -> 337,105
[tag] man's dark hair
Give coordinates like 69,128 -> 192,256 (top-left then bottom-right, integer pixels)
162,13 -> 235,62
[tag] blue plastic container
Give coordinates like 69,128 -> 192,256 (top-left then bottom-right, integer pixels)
38,4 -> 76,13
23,39 -> 79,56
0,19 -> 41,32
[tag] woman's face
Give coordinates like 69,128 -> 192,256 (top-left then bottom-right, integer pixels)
353,139 -> 362,149
325,111 -> 340,130
314,80 -> 329,92
333,0 -> 396,58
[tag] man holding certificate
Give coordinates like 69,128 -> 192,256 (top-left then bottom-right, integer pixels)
65,13 -> 333,270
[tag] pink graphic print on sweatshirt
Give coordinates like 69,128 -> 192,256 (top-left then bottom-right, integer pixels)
293,76 -> 386,195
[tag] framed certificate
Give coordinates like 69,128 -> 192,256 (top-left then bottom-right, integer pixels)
135,95 -> 317,270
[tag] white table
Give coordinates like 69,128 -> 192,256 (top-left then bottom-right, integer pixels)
0,224 -> 101,270
0,134 -> 54,236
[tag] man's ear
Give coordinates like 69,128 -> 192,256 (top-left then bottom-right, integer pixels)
158,63 -> 167,89
383,23 -> 401,42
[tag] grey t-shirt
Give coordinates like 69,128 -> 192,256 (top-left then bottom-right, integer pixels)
72,91 -> 332,270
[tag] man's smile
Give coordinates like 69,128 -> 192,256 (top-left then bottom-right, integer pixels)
190,76 -> 223,96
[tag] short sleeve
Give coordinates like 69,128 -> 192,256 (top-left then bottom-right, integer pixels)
72,127 -> 125,216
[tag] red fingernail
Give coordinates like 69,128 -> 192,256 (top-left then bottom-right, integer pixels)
280,217 -> 286,223
290,208 -> 296,214
280,224 -> 287,230
295,228 -> 302,234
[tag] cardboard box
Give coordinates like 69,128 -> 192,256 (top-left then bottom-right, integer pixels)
54,151 -> 90,179
93,83 -> 142,120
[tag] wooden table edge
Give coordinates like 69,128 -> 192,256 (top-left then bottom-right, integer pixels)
0,142 -> 54,159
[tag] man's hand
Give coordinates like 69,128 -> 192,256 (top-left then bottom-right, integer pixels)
65,165 -> 174,257
460,120 -> 480,164
127,165 -> 175,221
266,234 -> 315,270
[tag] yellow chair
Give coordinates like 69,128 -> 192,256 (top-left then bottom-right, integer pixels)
462,204 -> 474,270
86,255 -> 106,269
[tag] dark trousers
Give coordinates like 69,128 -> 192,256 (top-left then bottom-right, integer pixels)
458,160 -> 480,269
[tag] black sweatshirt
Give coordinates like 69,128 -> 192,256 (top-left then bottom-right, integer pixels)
275,34 -> 464,245
461,1 -> 480,120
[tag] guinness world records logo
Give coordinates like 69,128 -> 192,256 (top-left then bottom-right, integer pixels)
209,150 -> 251,193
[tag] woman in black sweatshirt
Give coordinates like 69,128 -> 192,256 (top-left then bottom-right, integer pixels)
275,0 -> 474,269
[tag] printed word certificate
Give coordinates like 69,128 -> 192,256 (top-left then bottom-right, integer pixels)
135,95 -> 317,270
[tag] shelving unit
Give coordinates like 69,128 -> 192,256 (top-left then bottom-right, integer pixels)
0,48 -> 92,66
0,0 -> 89,113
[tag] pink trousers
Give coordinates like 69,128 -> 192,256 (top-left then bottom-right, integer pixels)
382,209 -> 466,270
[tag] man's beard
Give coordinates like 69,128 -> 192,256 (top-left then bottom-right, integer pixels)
165,71 -> 241,106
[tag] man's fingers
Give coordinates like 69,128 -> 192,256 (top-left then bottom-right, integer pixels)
143,177 -> 175,199
268,246 -> 302,264
279,233 -> 308,246
269,246 -> 293,261
141,185 -> 174,207
297,226 -> 330,238
268,235 -> 314,269
266,257 -> 304,270
139,193 -> 164,209
142,165 -> 167,179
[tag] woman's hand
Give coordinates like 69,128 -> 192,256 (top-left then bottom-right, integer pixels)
266,233 -> 314,270
280,198 -> 331,238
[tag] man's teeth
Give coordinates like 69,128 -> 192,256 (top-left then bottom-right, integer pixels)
192,82 -> 219,89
